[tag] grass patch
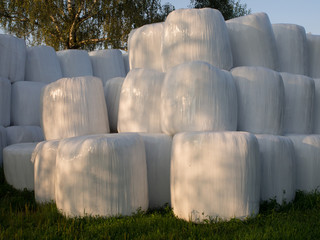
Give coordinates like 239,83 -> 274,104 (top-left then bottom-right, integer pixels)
1,166 -> 320,240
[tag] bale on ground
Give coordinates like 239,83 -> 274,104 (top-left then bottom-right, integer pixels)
0,126 -> 6,166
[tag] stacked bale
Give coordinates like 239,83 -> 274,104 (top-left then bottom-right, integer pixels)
313,78 -> 320,133
0,78 -> 11,127
6,126 -> 44,145
307,34 -> 320,78
162,8 -> 233,71
161,61 -> 237,135
122,52 -> 129,75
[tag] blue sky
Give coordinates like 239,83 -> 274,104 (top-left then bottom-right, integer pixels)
162,0 -> 320,34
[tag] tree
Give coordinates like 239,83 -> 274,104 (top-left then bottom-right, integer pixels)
189,0 -> 250,20
0,0 -> 174,50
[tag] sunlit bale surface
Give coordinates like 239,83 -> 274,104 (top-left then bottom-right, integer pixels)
256,134 -> 296,204
307,34 -> 320,78
226,13 -> 278,70
139,133 -> 172,208
272,24 -> 308,75
89,49 -> 126,83
118,69 -> 164,133
161,61 -> 237,135
231,66 -> 284,135
25,46 -> 62,83
0,126 -> 6,166
55,133 -> 148,217
0,34 -> 26,83
3,142 -> 38,190
41,76 -> 109,140
5,126 -> 44,146
0,78 -> 11,127
128,23 -> 164,72
56,50 -> 93,77
162,8 -> 233,72
171,131 -> 260,222
281,72 -> 314,134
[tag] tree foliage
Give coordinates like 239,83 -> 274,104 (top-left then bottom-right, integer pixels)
0,0 -> 174,50
189,0 -> 250,20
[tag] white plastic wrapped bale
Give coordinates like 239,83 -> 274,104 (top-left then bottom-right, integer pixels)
118,69 -> 165,133
41,76 -> 109,140
307,34 -> 320,78
129,23 -> 163,72
313,79 -> 320,133
6,126 -> 44,145
55,133 -> 148,217
281,72 -> 315,134
89,49 -> 126,83
0,34 -> 26,83
104,77 -> 124,133
32,140 -> 59,203
25,46 -> 62,83
0,126 -> 6,166
11,81 -> 47,126
287,134 -> 320,192
122,52 -> 129,75
57,50 -> 93,77
161,61 -> 237,135
139,133 -> 172,208
231,66 -> 284,135
272,24 -> 308,75
171,131 -> 260,222
255,134 -> 296,204
161,8 -> 233,72
226,13 -> 278,70
0,77 -> 11,127
3,142 -> 38,190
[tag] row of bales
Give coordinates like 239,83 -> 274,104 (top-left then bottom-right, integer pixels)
1,8 -> 320,221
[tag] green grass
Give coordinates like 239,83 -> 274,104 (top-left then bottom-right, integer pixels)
1,166 -> 320,240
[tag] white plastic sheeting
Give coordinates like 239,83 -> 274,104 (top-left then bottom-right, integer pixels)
25,46 -> 62,83
139,133 -> 172,208
287,134 -> 320,192
231,66 -> 284,135
226,13 -> 278,70
0,126 -> 6,166
256,134 -> 295,204
162,61 -> 237,135
89,49 -> 126,83
6,126 -> 44,146
171,131 -> 260,222
162,8 -> 233,72
3,142 -> 38,190
118,69 -> 165,133
0,34 -> 26,83
32,140 -> 59,203
281,72 -> 315,134
57,50 -> 93,77
313,79 -> 320,133
272,24 -> 308,75
55,133 -> 148,217
11,81 -> 47,126
307,34 -> 320,78
41,76 -> 109,140
129,23 -> 164,72
104,77 -> 124,133
0,78 -> 11,127
122,52 -> 129,75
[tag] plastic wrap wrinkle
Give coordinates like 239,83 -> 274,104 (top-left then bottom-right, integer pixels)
281,72 -> 314,134
89,49 -> 126,83
313,79 -> 320,133
287,134 -> 320,192
0,126 -> 6,165
6,126 -> 44,145
161,8 -> 233,71
55,133 -> 148,217
104,77 -> 124,133
41,76 -> 110,140
161,61 -> 237,135
0,34 -> 26,82
57,50 -> 93,77
25,46 -> 62,83
118,69 -> 165,133
231,66 -> 284,135
226,13 -> 278,70
171,131 -> 260,221
256,134 -> 295,204
139,133 -> 172,208
272,24 -> 308,75
129,23 -> 164,72
307,34 -> 320,78
0,78 -> 11,127
3,142 -> 38,190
